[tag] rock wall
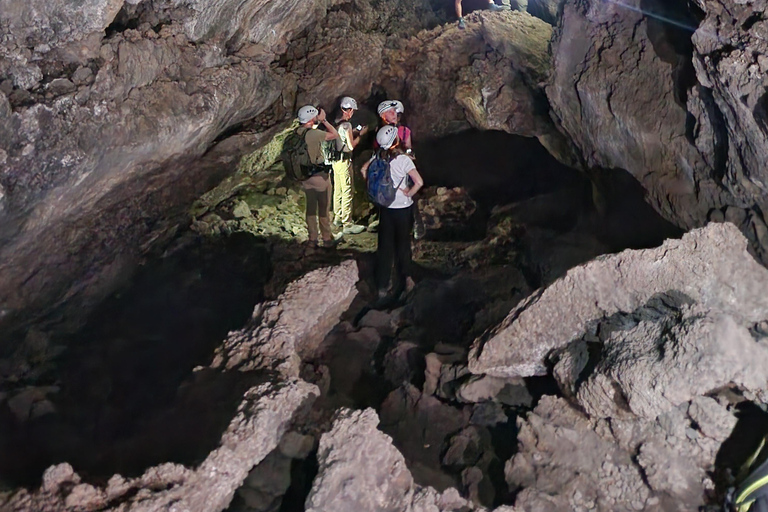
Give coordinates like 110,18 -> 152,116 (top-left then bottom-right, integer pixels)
546,0 -> 768,263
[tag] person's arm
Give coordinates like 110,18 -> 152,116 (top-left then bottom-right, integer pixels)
361,155 -> 374,179
317,109 -> 339,141
350,125 -> 368,149
403,167 -> 423,197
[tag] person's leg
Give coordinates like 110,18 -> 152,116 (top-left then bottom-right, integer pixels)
375,207 -> 396,294
456,0 -> 467,28
317,180 -> 333,244
392,206 -> 413,296
305,188 -> 319,243
331,161 -> 343,225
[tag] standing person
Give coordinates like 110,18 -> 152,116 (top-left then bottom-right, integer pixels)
362,126 -> 424,304
456,1 -> 509,30
392,102 -> 426,240
331,97 -> 368,235
296,105 -> 340,248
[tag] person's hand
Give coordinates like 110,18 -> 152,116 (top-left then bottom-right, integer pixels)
359,125 -> 369,135
317,108 -> 327,122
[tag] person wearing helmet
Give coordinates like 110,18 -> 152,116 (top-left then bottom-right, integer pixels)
297,105 -> 340,248
330,96 -> 368,235
362,126 -> 424,305
377,100 -> 400,126
456,1 -> 510,30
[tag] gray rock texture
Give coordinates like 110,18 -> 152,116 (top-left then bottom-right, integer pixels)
1,380 -> 318,512
211,260 -> 359,377
577,305 -> 768,420
306,408 -> 517,512
546,0 -> 768,264
547,0 -> 725,232
469,222 -> 768,377
506,394 -> 735,511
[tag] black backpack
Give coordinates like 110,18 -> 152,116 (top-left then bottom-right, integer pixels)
281,127 -> 313,181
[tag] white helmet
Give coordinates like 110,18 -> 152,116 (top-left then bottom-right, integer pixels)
393,100 -> 404,114
340,96 -> 358,110
376,125 -> 398,149
377,100 -> 399,115
297,105 -> 318,124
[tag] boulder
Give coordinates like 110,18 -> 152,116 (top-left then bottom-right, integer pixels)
469,223 -> 768,378
211,261 -> 359,377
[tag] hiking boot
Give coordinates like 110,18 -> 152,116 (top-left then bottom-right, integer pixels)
488,3 -> 505,11
458,17 -> 466,29
321,238 -> 339,249
342,224 -> 366,235
303,240 -> 318,250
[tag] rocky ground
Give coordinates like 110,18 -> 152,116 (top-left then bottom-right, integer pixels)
1,158 -> 764,511
3,0 -> 768,510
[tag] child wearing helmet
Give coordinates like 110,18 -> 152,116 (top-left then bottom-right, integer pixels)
362,126 -> 424,305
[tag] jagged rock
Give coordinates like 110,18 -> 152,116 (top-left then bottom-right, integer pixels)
442,426 -> 487,468
423,352 -> 470,400
550,339 -> 589,398
306,408 -> 416,512
2,380 -> 318,512
506,396 -> 657,511
577,305 -> 768,420
307,408 -> 503,512
547,0 -> 725,234
507,394 -> 738,511
231,200 -> 252,219
469,223 -> 768,378
359,309 -> 398,337
71,67 -> 94,86
456,375 -> 532,407
238,450 -> 293,512
470,401 -> 509,427
383,341 -> 423,387
211,261 -> 359,377
379,384 -> 471,490
278,431 -> 315,459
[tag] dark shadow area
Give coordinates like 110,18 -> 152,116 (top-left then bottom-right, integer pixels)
714,401 -> 768,483
640,0 -> 702,107
0,233 -> 273,487
588,167 -> 685,251
415,130 -> 587,212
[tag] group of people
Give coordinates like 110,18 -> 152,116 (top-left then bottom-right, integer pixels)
293,97 -> 424,304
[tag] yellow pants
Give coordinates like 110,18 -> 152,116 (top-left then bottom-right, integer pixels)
332,158 -> 354,226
